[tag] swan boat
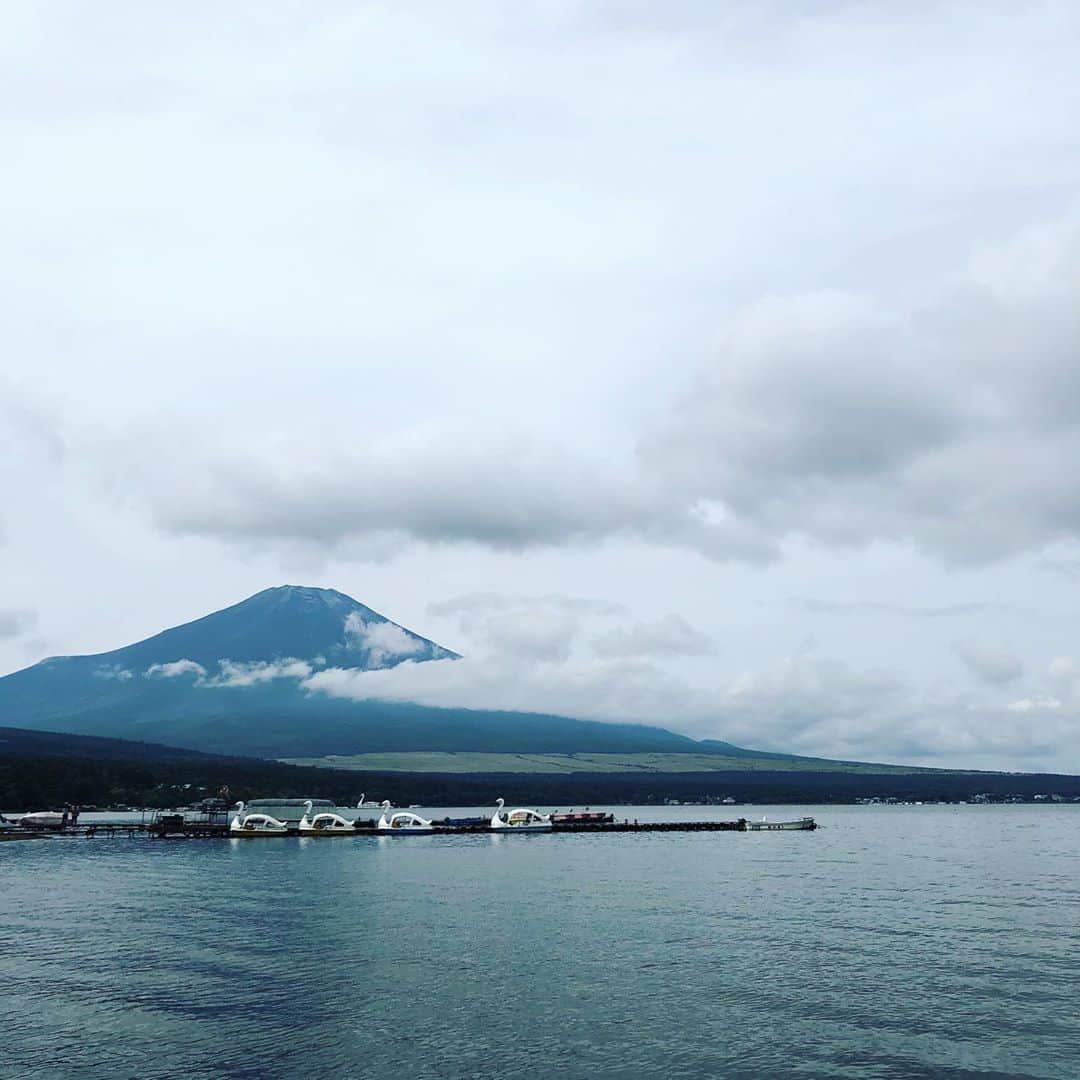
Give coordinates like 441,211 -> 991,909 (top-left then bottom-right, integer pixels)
376,801 -> 435,834
298,800 -> 356,834
746,816 -> 817,831
16,811 -> 65,829
490,798 -> 552,832
230,801 -> 289,835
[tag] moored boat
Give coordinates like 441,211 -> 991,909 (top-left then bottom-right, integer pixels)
377,801 -> 434,834
746,816 -> 817,831
549,811 -> 614,825
16,811 -> 65,829
298,800 -> 356,834
490,798 -> 552,832
230,801 -> 289,835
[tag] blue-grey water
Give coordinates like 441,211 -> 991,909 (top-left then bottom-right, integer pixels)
2,804 -> 1077,1080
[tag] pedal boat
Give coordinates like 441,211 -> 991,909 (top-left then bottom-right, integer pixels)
376,800 -> 434,834
230,801 -> 289,835
16,811 -> 65,829
490,798 -> 552,832
298,800 -> 356,834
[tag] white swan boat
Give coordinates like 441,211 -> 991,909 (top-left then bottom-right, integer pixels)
746,816 -> 817,831
230,801 -> 289,835
17,811 -> 65,829
298,800 -> 355,834
376,800 -> 434,834
490,798 -> 552,832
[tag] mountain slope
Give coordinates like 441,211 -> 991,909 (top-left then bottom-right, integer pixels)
0,586 -> 704,757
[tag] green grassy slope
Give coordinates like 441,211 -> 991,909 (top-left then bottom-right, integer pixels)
281,751 -> 953,775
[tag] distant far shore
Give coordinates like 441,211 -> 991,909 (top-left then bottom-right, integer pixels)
3,744 -> 1079,813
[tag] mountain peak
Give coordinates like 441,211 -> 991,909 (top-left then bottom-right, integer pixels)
246,584 -> 358,613
15,586 -> 459,678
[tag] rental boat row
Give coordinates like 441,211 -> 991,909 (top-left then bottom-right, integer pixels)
229,797 -> 556,836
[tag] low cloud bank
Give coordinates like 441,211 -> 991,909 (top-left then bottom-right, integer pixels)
298,650 -> 1080,771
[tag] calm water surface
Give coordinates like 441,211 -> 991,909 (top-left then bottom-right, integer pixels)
2,805 -> 1077,1080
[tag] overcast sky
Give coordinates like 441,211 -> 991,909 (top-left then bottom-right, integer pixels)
4,2 -> 1080,771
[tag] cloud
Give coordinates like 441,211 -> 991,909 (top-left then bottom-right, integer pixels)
94,665 -> 134,681
797,599 -> 996,619
427,592 -> 612,663
145,659 -> 207,679
204,657 -> 313,688
1049,656 -> 1077,682
429,593 -> 626,619
0,608 -> 36,639
125,433 -> 672,556
953,641 -> 1025,686
144,656 -> 314,687
643,209 -> 1080,566
302,653 -> 695,729
1006,697 -> 1061,713
298,649 -> 1080,770
592,614 -> 714,658
344,613 -> 430,667
77,206 -> 1080,571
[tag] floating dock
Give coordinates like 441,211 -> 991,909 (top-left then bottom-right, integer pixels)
3,816 -> 818,841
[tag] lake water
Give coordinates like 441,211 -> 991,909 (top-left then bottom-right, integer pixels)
2,804 -> 1077,1079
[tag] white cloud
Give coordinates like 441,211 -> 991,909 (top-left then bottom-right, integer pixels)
145,659 -> 207,680
592,614 -> 714,659
144,656 -> 312,687
344,613 -> 428,667
1049,656 -> 1077,682
204,658 -> 312,688
1006,697 -> 1062,713
953,641 -> 1024,686
429,593 -> 626,619
94,665 -> 133,681
302,653 -> 693,730
300,648 -> 1080,771
427,593 -> 601,663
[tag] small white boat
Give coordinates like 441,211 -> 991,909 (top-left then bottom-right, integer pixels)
376,800 -> 434,834
17,811 -> 65,829
490,797 -> 552,832
298,800 -> 355,834
230,801 -> 289,835
746,816 -> 817,832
